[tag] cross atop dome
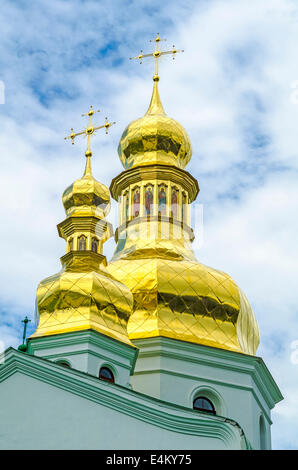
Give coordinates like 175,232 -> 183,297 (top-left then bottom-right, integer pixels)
129,33 -> 184,81
64,106 -> 116,176
118,36 -> 191,170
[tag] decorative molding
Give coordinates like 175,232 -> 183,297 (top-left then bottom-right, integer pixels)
41,349 -> 133,372
28,330 -> 138,373
110,164 -> 199,203
57,216 -> 112,240
60,251 -> 106,271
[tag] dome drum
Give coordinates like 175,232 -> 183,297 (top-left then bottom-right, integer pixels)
110,164 -> 199,203
114,215 -> 195,245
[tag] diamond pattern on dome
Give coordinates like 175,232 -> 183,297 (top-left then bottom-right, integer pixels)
118,114 -> 192,170
62,174 -> 110,218
108,247 -> 259,355
34,262 -> 134,346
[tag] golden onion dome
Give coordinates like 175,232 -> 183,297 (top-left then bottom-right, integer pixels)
33,255 -> 134,346
108,255 -> 260,355
118,77 -> 192,170
109,69 -> 259,354
62,156 -> 110,218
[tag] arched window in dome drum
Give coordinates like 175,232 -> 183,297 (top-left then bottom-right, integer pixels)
158,185 -> 167,216
132,187 -> 140,217
145,185 -> 154,216
68,238 -> 73,252
182,192 -> 188,223
124,191 -> 129,221
193,397 -> 216,415
91,237 -> 98,253
170,187 -> 178,219
78,235 -> 87,251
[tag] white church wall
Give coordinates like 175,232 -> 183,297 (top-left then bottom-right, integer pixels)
0,356 -> 246,450
131,337 -> 281,449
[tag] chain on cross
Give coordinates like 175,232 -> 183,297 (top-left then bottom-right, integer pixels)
129,33 -> 184,80
64,106 -> 116,158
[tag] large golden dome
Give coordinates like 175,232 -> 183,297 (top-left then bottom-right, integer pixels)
108,75 -> 260,356
118,77 -> 192,170
108,228 -> 260,355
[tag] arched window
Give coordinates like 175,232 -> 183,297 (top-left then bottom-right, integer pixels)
56,360 -> 71,369
91,237 -> 98,253
193,396 -> 216,415
145,185 -> 154,216
170,187 -> 178,218
99,366 -> 115,383
158,185 -> 167,216
182,192 -> 188,222
132,187 -> 140,217
78,235 -> 87,251
124,191 -> 129,221
68,238 -> 73,252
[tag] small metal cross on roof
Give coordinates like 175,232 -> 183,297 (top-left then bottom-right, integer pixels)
129,33 -> 184,81
21,316 -> 31,345
64,106 -> 116,158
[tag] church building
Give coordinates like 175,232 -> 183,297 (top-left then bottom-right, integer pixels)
0,36 -> 282,450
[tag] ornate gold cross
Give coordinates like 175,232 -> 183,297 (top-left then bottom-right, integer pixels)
129,33 -> 184,80
64,106 -> 116,158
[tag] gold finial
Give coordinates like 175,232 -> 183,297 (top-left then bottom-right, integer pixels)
145,76 -> 166,116
129,33 -> 184,81
64,106 -> 116,176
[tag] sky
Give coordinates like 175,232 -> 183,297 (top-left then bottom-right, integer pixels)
0,0 -> 297,449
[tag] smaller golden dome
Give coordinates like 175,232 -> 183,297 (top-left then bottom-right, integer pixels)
118,79 -> 192,170
62,155 -> 110,218
33,252 -> 134,346
33,152 -> 133,345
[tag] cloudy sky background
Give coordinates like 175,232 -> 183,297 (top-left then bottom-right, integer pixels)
0,0 -> 297,449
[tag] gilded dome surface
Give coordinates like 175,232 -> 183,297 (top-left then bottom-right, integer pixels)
108,254 -> 259,355
62,158 -> 110,218
34,253 -> 134,345
118,80 -> 192,170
